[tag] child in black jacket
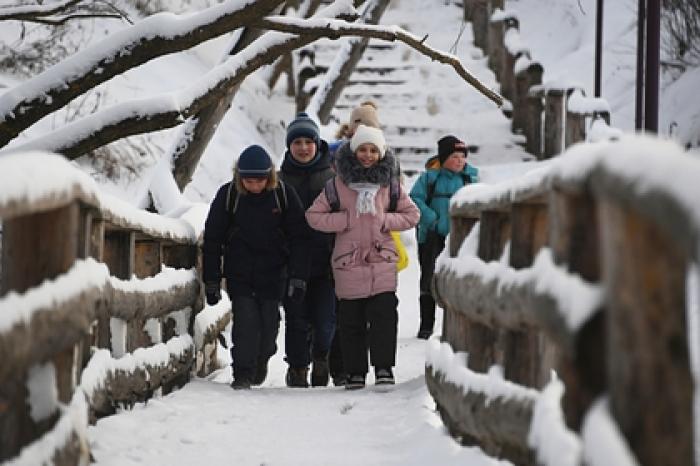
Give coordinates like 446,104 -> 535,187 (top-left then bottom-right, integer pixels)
202,145 -> 308,389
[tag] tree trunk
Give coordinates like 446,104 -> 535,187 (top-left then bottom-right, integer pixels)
310,0 -> 391,124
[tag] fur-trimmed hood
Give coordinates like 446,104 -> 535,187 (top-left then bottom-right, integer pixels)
334,141 -> 395,186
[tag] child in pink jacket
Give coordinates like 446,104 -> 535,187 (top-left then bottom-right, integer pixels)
306,125 -> 419,389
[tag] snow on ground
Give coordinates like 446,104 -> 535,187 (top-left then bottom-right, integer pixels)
86,241 -> 511,466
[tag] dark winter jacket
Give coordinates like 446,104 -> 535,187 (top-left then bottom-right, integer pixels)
279,140 -> 336,279
202,181 -> 308,300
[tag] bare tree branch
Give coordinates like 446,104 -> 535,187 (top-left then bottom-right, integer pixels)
3,5 -> 502,160
6,31 -> 346,159
0,0 -> 285,149
306,0 -> 390,124
0,0 -> 84,21
13,13 -> 123,26
254,15 -> 504,106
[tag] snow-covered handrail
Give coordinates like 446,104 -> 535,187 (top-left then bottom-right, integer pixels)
80,335 -> 194,419
430,134 -> 695,465
0,152 -> 197,243
0,258 -> 199,383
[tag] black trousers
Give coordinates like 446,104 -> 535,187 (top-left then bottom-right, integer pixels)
417,231 -> 446,329
337,292 -> 398,375
229,295 -> 280,381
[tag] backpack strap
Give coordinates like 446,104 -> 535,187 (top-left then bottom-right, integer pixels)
225,181 -> 240,216
274,181 -> 288,213
324,177 -> 341,213
388,176 -> 401,213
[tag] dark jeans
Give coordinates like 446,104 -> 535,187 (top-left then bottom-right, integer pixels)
337,292 -> 398,375
229,294 -> 280,381
418,231 -> 446,328
283,275 -> 336,367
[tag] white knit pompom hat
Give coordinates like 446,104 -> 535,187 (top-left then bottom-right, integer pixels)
350,124 -> 387,159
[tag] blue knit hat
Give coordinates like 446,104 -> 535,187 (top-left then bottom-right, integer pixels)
286,112 -> 320,149
237,145 -> 272,178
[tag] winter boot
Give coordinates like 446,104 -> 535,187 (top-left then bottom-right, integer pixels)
417,294 -> 435,339
345,374 -> 366,390
311,355 -> 330,387
230,377 -> 252,390
252,358 -> 268,386
285,366 -> 309,388
375,367 -> 395,385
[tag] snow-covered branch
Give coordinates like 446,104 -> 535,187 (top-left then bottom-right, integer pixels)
0,0 -> 284,148
254,15 -> 504,106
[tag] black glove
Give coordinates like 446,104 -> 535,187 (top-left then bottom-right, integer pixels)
205,282 -> 221,306
287,278 -> 307,303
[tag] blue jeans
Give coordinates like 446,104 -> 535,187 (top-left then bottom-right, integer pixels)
283,275 -> 336,368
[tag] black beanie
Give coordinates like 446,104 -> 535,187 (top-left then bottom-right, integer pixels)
437,135 -> 468,164
237,145 -> 272,178
286,112 -> 320,148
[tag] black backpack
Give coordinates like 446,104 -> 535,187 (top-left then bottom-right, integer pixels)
225,180 -> 288,216
224,181 -> 288,243
324,176 -> 402,213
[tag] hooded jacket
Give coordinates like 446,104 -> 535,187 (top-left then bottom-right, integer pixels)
410,156 -> 479,244
306,143 -> 419,300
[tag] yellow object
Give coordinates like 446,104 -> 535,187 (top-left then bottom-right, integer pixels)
391,231 -> 409,272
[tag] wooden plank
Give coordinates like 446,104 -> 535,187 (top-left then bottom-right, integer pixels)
449,216 -> 478,258
477,210 -> 511,262
426,367 -> 535,465
1,203 -> 80,294
548,188 -> 600,282
599,199 -> 693,466
513,63 -> 543,135
543,89 -> 565,158
509,202 -> 548,269
103,230 -> 134,280
162,244 -> 197,269
565,111 -> 586,148
134,240 -> 162,279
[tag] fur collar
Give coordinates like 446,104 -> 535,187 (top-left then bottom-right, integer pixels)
335,142 -> 395,186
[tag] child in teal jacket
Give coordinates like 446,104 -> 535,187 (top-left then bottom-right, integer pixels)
409,135 -> 478,339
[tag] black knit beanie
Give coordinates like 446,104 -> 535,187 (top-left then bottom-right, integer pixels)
437,135 -> 468,164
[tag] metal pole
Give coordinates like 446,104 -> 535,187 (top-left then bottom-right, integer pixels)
594,0 -> 604,97
644,0 -> 660,132
635,0 -> 646,130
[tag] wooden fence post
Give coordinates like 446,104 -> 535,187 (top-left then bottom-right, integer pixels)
465,210 -> 511,372
543,89 -> 565,158
0,202 -> 81,461
472,0 -> 489,50
599,199 -> 693,466
565,110 -> 586,148
547,187 -> 605,430
487,16 -> 505,80
499,200 -> 548,387
512,62 -> 543,134
523,91 -> 543,158
449,216 -> 478,258
499,18 -> 520,101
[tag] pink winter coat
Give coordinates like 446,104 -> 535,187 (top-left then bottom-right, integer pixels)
306,178 -> 419,300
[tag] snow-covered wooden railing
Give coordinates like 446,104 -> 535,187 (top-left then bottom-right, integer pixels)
0,152 -> 230,464
427,135 -> 697,466
464,1 -> 621,160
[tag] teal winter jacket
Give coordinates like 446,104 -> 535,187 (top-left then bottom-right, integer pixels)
409,164 -> 478,244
